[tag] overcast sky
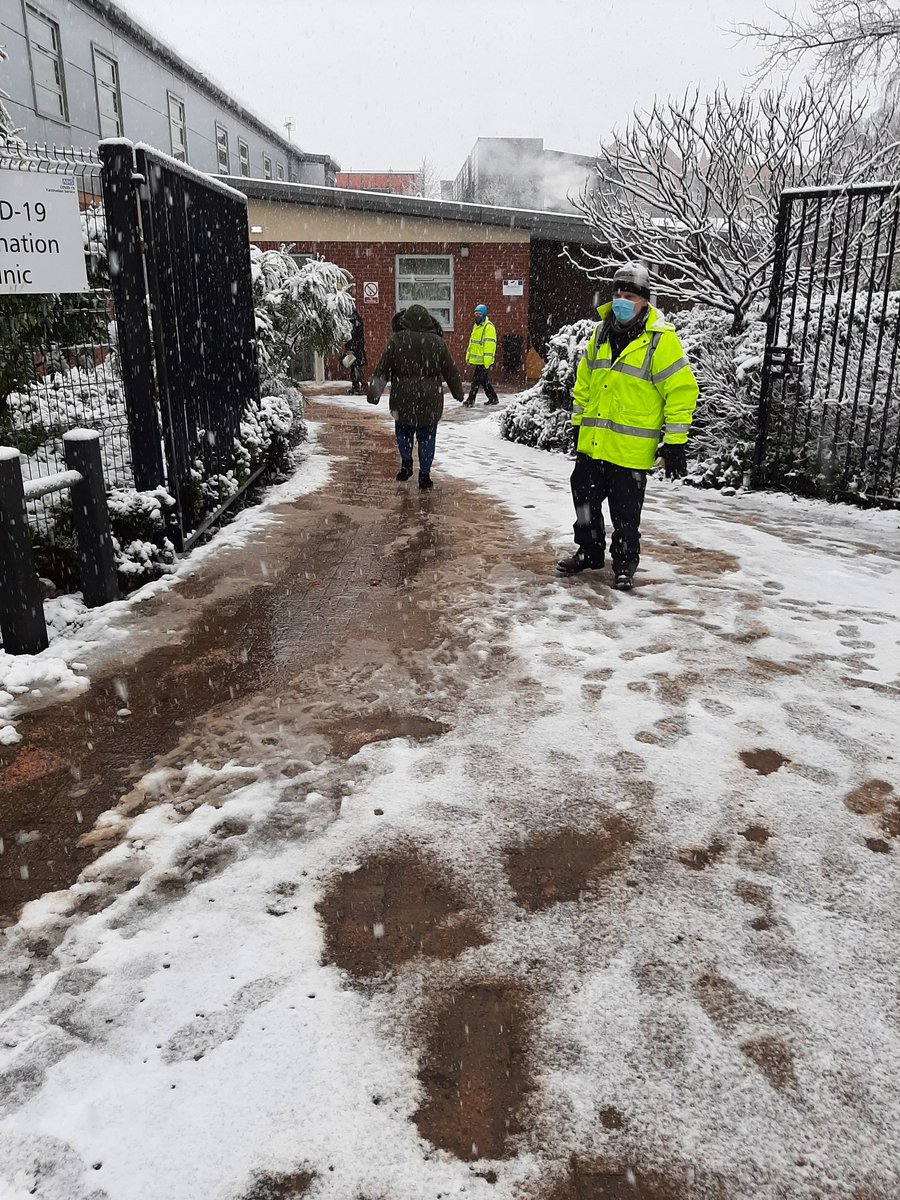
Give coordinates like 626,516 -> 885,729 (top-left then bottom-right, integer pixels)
116,0 -> 802,180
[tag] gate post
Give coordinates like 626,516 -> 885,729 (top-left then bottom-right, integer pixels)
98,139 -> 166,492
0,447 -> 49,655
63,430 -> 120,608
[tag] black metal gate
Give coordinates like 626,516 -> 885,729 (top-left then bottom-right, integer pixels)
100,140 -> 260,548
755,182 -> 900,505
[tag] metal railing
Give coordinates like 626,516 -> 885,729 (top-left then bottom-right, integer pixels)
756,183 -> 900,504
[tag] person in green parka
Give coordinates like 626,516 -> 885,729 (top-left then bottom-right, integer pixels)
367,305 -> 463,490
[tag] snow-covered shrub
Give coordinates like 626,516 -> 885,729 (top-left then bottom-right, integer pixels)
107,486 -> 177,584
498,319 -> 594,451
251,246 -> 354,391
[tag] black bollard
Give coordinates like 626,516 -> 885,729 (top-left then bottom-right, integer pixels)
63,430 -> 120,608
0,446 -> 49,655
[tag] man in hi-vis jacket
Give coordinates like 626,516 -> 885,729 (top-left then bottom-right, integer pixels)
462,304 -> 499,406
556,262 -> 698,591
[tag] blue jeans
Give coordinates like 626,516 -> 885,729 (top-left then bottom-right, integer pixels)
395,422 -> 437,474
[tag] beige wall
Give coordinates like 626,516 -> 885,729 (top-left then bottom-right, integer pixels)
246,201 -> 530,244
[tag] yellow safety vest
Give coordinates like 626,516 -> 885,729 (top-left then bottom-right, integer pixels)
572,304 -> 698,470
466,319 -> 497,368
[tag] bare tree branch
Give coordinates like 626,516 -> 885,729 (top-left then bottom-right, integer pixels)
571,82 -> 899,332
736,0 -> 900,92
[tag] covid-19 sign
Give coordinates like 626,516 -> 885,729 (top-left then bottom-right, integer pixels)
0,171 -> 89,294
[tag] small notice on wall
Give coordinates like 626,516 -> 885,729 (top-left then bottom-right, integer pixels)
363,281 -> 379,304
0,172 -> 89,294
502,278 -> 524,296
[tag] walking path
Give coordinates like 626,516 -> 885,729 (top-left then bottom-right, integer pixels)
1,387 -> 900,1200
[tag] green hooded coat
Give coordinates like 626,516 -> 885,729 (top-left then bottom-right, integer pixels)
367,305 -> 463,426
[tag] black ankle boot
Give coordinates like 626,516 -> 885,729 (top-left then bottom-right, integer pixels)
396,460 -> 413,481
556,548 -> 603,576
418,471 -> 433,490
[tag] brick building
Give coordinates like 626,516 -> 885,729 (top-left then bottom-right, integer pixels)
227,179 -> 608,384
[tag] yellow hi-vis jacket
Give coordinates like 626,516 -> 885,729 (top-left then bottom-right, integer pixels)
466,319 -> 497,368
572,303 -> 698,470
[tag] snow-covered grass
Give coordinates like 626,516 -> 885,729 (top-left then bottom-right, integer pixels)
2,401 -> 900,1198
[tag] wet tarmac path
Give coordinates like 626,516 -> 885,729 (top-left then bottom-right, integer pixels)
0,394 -> 530,923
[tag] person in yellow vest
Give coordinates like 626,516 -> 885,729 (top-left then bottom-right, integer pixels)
462,304 -> 499,406
556,262 -> 699,591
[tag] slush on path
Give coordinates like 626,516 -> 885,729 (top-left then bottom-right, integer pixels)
1,391 -> 900,1199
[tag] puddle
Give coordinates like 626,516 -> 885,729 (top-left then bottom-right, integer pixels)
546,1159 -> 727,1199
316,850 -> 486,978
414,982 -> 532,1160
504,821 -> 637,911
739,748 -> 789,775
323,712 -> 450,758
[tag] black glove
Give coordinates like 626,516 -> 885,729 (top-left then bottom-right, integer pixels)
660,442 -> 687,479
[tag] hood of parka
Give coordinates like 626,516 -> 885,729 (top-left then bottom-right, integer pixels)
400,304 -> 440,333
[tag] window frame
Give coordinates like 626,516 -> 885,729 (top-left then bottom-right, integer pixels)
275,161 -> 285,182
395,254 -> 455,332
91,44 -> 122,139
263,154 -> 272,180
24,2 -> 68,123
238,138 -> 250,178
167,91 -> 188,162
215,123 -> 230,174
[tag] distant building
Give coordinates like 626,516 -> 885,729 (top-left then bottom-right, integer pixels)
336,171 -> 419,196
1,0 -> 338,183
450,137 -> 599,212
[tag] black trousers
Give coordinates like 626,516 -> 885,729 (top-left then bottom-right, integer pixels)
467,364 -> 498,403
570,453 -> 648,575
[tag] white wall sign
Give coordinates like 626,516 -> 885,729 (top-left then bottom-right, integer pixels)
502,278 -> 524,296
0,172 -> 89,295
363,281 -> 379,304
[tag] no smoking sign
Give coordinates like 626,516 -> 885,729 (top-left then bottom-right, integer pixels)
363,281 -> 379,304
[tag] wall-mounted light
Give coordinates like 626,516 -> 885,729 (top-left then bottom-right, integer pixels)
250,225 -> 263,234
459,245 -> 469,258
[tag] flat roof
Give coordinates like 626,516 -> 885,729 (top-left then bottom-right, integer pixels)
224,178 -> 599,245
78,0 -> 339,172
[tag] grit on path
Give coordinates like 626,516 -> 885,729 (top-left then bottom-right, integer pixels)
1,387 -> 900,1200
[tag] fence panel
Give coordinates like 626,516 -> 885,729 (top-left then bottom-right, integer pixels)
756,182 -> 900,504
131,143 -> 261,547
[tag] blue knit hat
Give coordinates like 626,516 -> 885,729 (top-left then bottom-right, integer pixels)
474,304 -> 487,317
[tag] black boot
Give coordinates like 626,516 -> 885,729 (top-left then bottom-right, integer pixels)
396,460 -> 413,481
556,548 -> 603,576
418,471 -> 434,490
613,572 -> 634,591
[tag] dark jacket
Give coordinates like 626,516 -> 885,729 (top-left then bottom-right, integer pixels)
346,310 -> 366,366
368,304 -> 463,425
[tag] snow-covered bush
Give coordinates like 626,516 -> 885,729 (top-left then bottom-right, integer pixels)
107,486 -> 177,583
251,246 -> 354,391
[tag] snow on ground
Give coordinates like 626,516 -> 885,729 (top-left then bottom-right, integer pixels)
2,397 -> 900,1198
0,430 -> 332,747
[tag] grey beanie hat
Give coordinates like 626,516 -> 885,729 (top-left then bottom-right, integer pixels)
612,262 -> 652,300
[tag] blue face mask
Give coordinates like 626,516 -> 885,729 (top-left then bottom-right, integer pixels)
611,297 -> 637,323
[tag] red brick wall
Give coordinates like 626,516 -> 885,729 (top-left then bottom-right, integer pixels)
256,239 -> 530,384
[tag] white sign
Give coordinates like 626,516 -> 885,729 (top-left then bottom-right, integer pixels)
363,280 -> 379,304
0,172 -> 89,294
502,278 -> 524,296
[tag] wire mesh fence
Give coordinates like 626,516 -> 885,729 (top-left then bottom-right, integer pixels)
0,140 -> 131,537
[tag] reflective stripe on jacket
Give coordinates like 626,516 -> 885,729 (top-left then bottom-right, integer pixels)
466,319 -> 497,367
572,303 -> 698,470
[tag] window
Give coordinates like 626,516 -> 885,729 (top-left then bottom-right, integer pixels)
275,162 -> 285,181
25,5 -> 67,121
238,138 -> 250,177
263,154 -> 272,180
168,93 -> 187,161
215,124 -> 230,174
289,169 -> 298,184
92,47 -> 122,138
396,255 -> 454,331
